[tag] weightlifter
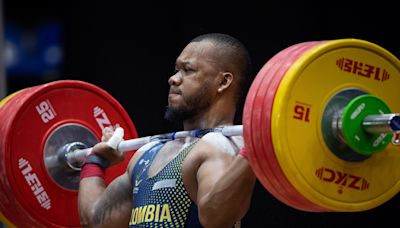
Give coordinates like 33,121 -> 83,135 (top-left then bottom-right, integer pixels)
78,33 -> 257,227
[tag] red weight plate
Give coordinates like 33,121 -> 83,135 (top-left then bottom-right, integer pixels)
244,43 -> 304,204
259,41 -> 328,211
246,42 -> 315,209
0,80 -> 138,227
244,41 -> 329,211
0,88 -> 33,227
254,43 -> 314,204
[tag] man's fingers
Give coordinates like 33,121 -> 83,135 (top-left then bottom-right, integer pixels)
106,127 -> 124,150
101,126 -> 114,142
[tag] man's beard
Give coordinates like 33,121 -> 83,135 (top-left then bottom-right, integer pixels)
164,106 -> 191,123
164,85 -> 212,123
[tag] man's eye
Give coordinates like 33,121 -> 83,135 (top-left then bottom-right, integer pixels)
183,67 -> 193,72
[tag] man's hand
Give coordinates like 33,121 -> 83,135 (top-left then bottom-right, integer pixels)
90,127 -> 125,167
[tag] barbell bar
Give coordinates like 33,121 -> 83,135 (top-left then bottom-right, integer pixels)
363,114 -> 400,135
0,38 -> 399,227
64,125 -> 244,168
59,111 -> 400,171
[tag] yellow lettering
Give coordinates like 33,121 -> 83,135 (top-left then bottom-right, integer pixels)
137,205 -> 147,224
155,204 -> 160,222
130,204 -> 172,224
129,208 -> 138,225
145,205 -> 155,222
160,204 -> 172,222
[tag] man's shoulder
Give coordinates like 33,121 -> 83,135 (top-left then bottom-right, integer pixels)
200,132 -> 243,156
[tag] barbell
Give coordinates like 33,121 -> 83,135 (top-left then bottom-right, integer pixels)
0,38 -> 399,227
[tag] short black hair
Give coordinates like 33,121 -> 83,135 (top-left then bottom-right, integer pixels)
190,33 -> 253,104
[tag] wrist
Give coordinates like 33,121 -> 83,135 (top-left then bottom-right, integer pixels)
80,163 -> 105,180
79,154 -> 108,180
84,154 -> 110,169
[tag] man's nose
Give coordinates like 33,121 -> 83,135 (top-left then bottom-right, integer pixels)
168,72 -> 182,86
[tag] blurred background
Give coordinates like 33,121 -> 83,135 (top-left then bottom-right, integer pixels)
0,0 -> 399,227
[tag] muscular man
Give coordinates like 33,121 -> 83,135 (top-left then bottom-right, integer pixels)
78,33 -> 257,227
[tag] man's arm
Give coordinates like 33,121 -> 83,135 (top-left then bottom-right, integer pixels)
78,128 -> 133,227
78,170 -> 133,228
192,141 -> 256,228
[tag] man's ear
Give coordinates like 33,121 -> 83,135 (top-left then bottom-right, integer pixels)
217,72 -> 234,93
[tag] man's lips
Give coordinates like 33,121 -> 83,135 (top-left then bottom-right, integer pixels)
169,88 -> 181,95
168,93 -> 181,101
168,88 -> 181,100
168,88 -> 181,102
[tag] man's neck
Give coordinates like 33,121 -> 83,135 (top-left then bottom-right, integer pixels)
183,116 -> 234,131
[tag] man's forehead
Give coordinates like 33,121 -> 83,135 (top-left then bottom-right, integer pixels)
177,41 -> 218,65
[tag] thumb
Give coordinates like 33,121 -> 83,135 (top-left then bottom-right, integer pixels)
106,127 -> 124,151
